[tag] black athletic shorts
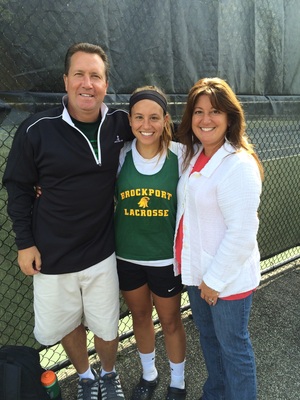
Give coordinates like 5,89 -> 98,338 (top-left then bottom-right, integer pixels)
117,259 -> 183,298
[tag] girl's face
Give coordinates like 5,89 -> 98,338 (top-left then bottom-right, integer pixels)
129,99 -> 167,148
192,94 -> 229,156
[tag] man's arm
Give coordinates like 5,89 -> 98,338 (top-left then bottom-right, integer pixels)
3,122 -> 40,270
4,181 -> 37,251
18,246 -> 42,275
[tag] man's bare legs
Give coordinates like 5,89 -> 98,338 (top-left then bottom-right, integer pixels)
94,334 -> 119,372
61,324 -> 90,374
61,323 -> 119,373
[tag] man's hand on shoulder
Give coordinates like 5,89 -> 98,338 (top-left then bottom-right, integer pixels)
18,246 -> 42,275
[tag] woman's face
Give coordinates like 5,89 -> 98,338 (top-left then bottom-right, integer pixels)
192,94 -> 229,156
129,99 -> 167,147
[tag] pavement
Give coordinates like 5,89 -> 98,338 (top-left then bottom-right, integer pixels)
57,261 -> 300,400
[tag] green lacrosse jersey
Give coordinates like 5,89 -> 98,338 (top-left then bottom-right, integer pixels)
114,146 -> 179,262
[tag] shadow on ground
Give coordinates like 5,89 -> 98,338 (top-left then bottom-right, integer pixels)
58,262 -> 300,400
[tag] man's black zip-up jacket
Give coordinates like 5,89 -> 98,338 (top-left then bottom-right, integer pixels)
3,97 -> 133,274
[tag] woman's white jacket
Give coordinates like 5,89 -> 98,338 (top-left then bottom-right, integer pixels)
174,141 -> 262,297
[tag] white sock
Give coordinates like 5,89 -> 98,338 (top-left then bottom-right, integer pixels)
139,350 -> 158,381
78,367 -> 94,380
100,367 -> 116,377
169,360 -> 186,389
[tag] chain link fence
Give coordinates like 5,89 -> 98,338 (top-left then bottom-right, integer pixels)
0,0 -> 299,371
0,95 -> 299,370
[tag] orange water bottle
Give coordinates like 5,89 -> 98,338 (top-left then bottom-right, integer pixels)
41,370 -> 62,399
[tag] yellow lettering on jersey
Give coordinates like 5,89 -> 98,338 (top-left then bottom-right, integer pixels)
120,190 -> 131,200
123,209 -> 169,217
120,188 -> 172,200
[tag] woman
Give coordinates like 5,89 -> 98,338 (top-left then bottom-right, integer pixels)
115,86 -> 187,400
175,77 -> 264,400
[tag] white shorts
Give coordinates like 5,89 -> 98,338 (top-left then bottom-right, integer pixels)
33,253 -> 120,345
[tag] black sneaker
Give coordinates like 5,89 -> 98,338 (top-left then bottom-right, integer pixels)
131,375 -> 159,400
100,372 -> 125,399
77,369 -> 99,400
166,385 -> 187,400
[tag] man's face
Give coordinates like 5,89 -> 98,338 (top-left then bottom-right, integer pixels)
63,51 -> 108,122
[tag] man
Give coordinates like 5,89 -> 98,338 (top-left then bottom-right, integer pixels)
3,42 -> 133,400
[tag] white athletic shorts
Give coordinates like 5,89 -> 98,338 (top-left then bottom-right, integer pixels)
33,253 -> 120,345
